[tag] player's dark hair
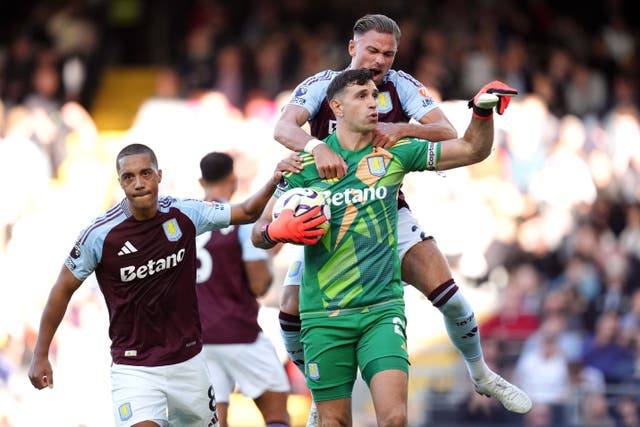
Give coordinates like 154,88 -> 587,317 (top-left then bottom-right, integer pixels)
353,14 -> 401,43
326,68 -> 374,102
116,143 -> 158,172
200,152 -> 234,183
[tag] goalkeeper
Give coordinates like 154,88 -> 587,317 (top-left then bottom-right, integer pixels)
252,69 -> 528,426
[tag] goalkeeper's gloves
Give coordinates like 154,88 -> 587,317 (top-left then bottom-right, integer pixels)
262,206 -> 327,246
468,80 -> 518,119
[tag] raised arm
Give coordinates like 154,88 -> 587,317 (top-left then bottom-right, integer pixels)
435,80 -> 518,171
274,104 -> 348,179
434,113 -> 495,170
29,265 -> 83,389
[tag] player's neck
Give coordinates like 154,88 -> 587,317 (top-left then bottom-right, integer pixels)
204,184 -> 231,202
335,127 -> 373,151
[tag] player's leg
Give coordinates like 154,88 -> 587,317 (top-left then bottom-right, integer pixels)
315,398 -> 352,426
200,345 -> 234,427
111,362 -> 169,427
166,352 -> 220,427
398,208 -> 488,375
253,391 -> 290,426
398,207 -> 531,414
302,317 -> 358,426
278,247 -> 305,373
368,370 -> 408,427
223,334 -> 290,426
278,252 -> 317,426
358,305 -> 409,427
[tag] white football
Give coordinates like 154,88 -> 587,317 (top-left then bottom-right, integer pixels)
272,187 -> 331,231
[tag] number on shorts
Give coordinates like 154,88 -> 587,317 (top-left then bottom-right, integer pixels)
393,316 -> 406,338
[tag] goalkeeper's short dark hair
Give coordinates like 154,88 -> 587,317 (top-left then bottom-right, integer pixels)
200,152 -> 234,183
326,69 -> 375,102
353,14 -> 401,43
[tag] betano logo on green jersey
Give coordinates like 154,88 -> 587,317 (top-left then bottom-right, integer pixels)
319,186 -> 388,207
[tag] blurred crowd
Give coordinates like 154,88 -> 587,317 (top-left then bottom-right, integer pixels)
1,0 -> 640,426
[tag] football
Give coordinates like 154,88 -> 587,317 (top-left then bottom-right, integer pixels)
272,187 -> 331,232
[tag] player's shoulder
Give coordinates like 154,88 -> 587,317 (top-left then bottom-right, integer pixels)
385,69 -> 423,89
163,195 -> 225,215
298,69 -> 341,88
389,137 -> 427,155
390,137 -> 418,148
76,200 -> 129,246
158,195 -> 183,210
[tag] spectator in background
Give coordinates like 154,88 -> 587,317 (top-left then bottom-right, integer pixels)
0,105 -> 51,253
529,115 -> 597,210
615,395 -> 640,427
24,60 -> 67,178
196,152 -> 290,427
513,332 -> 570,407
212,43 -> 255,110
481,265 -> 541,345
1,33 -> 37,107
620,288 -> 640,346
582,312 -> 635,385
565,62 -> 608,118
177,25 -> 216,97
580,392 -> 616,427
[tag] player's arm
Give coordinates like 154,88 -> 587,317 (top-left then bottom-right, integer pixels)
434,113 -> 495,170
229,168 -> 282,225
251,197 -> 278,249
435,81 -> 518,171
244,260 -> 272,297
373,107 -> 457,148
28,265 -> 83,390
274,104 -> 347,179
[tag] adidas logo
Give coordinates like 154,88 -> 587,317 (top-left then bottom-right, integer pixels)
118,241 -> 138,256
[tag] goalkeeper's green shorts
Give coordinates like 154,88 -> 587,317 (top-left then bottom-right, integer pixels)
301,303 -> 409,401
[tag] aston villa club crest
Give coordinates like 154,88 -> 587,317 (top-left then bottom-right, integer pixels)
162,218 -> 183,241
376,91 -> 393,113
367,156 -> 387,177
307,362 -> 320,380
118,402 -> 132,421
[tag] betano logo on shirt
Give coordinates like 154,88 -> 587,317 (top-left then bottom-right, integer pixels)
320,186 -> 388,207
120,249 -> 186,282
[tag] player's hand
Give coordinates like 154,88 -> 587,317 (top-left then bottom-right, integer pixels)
28,355 -> 54,389
276,152 -> 304,174
468,80 -> 518,116
372,122 -> 403,148
265,206 -> 327,245
313,144 -> 347,179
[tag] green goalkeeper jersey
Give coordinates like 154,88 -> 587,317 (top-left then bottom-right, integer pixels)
277,133 -> 439,319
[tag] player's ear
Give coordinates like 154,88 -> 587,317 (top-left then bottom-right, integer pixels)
348,39 -> 356,57
157,169 -> 162,183
329,98 -> 343,117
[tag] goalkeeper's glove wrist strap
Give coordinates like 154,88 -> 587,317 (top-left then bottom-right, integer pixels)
261,224 -> 277,247
470,103 -> 494,120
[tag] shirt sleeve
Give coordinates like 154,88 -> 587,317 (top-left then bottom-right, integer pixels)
287,70 -> 335,119
65,228 -> 102,281
393,70 -> 439,121
390,138 -> 431,173
176,198 -> 231,234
